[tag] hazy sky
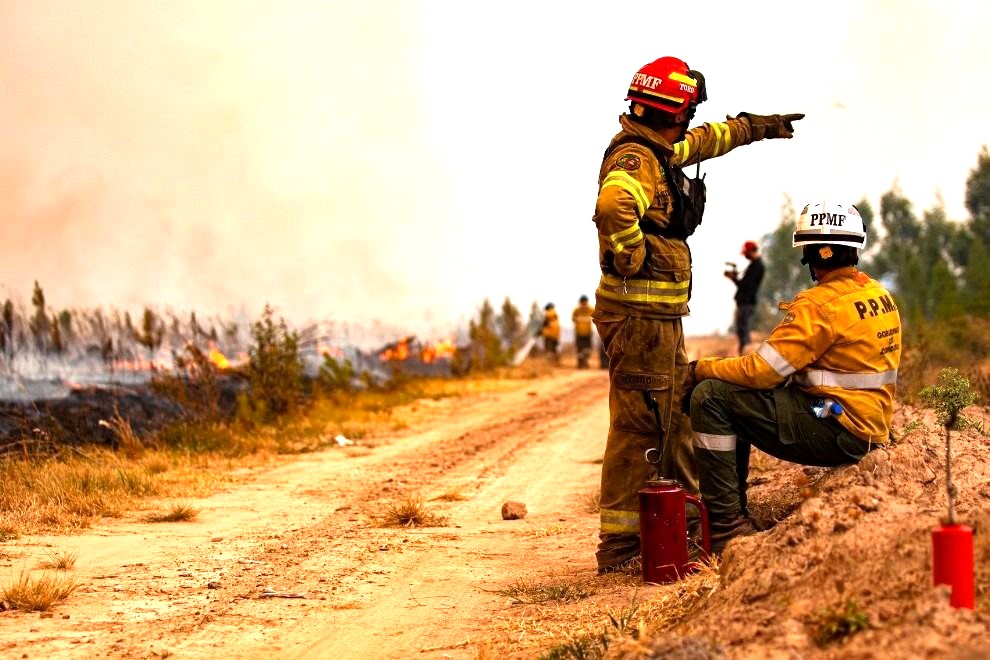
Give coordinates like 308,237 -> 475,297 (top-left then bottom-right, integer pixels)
2,0 -> 989,341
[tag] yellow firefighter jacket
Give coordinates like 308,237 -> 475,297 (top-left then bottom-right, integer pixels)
541,308 -> 560,340
695,267 -> 901,444
572,302 -> 594,338
594,114 -> 758,319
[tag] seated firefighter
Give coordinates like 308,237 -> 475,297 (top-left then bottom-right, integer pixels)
685,201 -> 901,553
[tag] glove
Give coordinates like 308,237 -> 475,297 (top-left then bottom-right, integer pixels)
680,360 -> 699,415
732,112 -> 805,140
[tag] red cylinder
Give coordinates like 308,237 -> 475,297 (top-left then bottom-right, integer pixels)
639,479 -> 710,584
932,523 -> 975,610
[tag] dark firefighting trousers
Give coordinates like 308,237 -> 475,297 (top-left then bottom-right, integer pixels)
594,315 -> 697,570
689,379 -> 874,523
576,334 -> 592,368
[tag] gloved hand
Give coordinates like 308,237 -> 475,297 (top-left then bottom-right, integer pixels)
731,112 -> 805,140
680,360 -> 699,415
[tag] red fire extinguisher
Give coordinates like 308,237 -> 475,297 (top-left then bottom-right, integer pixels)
638,392 -> 711,584
931,417 -> 975,609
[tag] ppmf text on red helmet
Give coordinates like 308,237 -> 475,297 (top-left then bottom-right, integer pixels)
625,57 -> 705,120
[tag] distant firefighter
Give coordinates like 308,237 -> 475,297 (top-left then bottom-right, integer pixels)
541,303 -> 560,363
724,240 -> 765,355
572,295 -> 594,369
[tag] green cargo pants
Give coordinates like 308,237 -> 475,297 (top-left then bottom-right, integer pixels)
593,315 -> 697,571
689,379 -> 874,522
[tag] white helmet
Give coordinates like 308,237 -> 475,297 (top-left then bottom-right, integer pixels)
793,201 -> 867,249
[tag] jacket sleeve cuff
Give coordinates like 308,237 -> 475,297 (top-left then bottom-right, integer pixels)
695,357 -> 719,381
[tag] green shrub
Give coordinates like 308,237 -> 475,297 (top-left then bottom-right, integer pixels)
320,354 -> 355,392
240,305 -> 304,422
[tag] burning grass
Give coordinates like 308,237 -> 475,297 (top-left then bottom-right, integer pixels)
1,571 -> 79,611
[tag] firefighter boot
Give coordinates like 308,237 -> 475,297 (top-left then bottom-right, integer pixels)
710,515 -> 757,555
596,534 -> 640,575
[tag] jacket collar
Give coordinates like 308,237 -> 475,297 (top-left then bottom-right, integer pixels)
816,266 -> 860,285
613,114 -> 675,154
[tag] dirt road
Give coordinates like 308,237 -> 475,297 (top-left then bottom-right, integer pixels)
2,369 -> 611,659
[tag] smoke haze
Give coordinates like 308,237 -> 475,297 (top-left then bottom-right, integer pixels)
3,1 -> 990,340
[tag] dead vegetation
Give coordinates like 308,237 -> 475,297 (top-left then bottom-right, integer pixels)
496,575 -> 598,605
1,571 -> 78,612
36,549 -> 78,571
581,488 -> 601,514
0,373 -> 529,537
0,448 -> 229,535
142,503 -> 199,523
380,493 -> 448,528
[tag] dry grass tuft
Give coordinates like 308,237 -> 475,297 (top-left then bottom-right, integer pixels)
526,524 -> 574,538
381,494 -> 448,527
37,549 -> 78,571
431,486 -> 471,502
143,503 -> 200,523
490,560 -> 722,659
1,571 -> 79,611
0,520 -> 17,542
98,412 -> 146,458
496,575 -> 597,605
581,488 -> 601,514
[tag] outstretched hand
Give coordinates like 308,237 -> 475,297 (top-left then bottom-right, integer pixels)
730,112 -> 806,140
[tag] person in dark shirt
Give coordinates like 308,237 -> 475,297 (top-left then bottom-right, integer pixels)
724,240 -> 765,355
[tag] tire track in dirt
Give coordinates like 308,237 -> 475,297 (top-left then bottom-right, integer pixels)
0,369 -> 609,659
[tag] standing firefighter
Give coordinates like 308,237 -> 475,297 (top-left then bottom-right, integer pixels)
686,202 -> 901,553
725,240 -> 766,355
592,55 -> 804,573
573,295 -> 595,369
541,303 -> 560,362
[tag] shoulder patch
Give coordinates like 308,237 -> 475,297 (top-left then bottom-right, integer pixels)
615,154 -> 641,171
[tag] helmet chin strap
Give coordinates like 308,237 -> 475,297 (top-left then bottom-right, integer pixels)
800,250 -> 819,281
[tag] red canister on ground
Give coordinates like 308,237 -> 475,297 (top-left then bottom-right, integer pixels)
932,523 -> 975,609
639,478 -> 711,584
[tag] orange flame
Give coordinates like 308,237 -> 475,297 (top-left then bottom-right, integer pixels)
421,339 -> 456,364
208,347 -> 231,369
379,338 -> 411,362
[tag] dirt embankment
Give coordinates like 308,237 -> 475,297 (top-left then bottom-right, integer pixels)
2,355 -> 990,659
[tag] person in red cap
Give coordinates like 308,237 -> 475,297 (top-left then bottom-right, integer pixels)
724,240 -> 765,355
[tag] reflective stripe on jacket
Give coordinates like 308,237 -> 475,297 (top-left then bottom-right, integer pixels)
694,267 -> 901,443
572,302 -> 594,338
593,114 -> 756,319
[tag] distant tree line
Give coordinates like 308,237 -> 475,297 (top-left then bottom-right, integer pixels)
757,145 -> 990,332
453,297 -> 541,373
0,282 -> 234,364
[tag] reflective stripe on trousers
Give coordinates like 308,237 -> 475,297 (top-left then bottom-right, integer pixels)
601,507 -> 639,534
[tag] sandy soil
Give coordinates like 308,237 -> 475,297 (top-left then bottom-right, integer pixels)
1,368 -> 612,659
3,338 -> 990,659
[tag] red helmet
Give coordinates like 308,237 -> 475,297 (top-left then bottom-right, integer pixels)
741,240 -> 759,255
625,56 -> 706,121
